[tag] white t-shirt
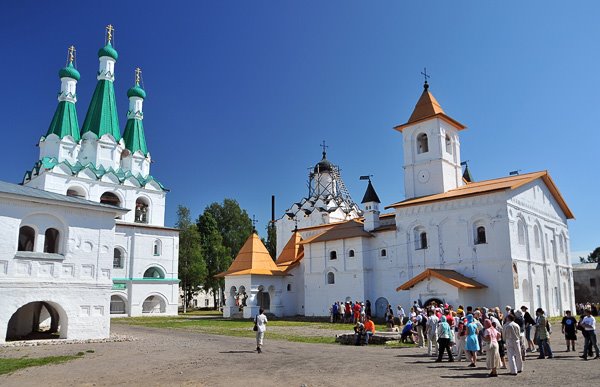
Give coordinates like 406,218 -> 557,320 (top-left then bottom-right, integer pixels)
582,315 -> 596,331
397,308 -> 405,318
256,314 -> 268,333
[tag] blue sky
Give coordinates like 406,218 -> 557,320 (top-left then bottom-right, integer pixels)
1,1 -> 597,258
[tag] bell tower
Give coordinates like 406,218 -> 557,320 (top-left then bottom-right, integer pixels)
394,76 -> 466,199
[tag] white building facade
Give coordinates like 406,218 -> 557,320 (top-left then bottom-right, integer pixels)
222,82 -> 575,318
22,28 -> 179,317
0,181 -> 126,343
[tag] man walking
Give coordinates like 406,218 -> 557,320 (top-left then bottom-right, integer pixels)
580,309 -> 600,360
255,308 -> 268,353
426,309 -> 439,356
503,314 -> 523,375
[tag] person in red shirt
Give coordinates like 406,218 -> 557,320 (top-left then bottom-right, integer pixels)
353,301 -> 361,323
363,315 -> 376,345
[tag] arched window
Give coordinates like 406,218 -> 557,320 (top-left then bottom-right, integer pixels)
348,249 -> 355,258
143,267 -> 164,279
327,272 -> 335,284
153,240 -> 162,256
534,225 -> 540,248
517,219 -> 526,245
18,226 -> 35,252
420,232 -> 428,249
329,250 -> 337,260
417,133 -> 429,154
66,186 -> 86,198
475,226 -> 487,244
113,248 -> 123,269
287,284 -> 292,291
381,249 -> 387,257
135,197 -> 149,224
44,228 -> 60,254
100,192 -> 120,206
445,134 -> 452,154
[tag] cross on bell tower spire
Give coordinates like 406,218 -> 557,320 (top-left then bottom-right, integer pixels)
421,67 -> 430,90
320,140 -> 328,158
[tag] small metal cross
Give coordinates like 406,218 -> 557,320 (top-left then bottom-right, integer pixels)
320,140 -> 328,155
135,67 -> 142,85
68,45 -> 76,64
421,67 -> 430,84
252,215 -> 258,231
106,24 -> 114,43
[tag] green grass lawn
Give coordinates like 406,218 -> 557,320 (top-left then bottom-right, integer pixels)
0,354 -> 82,376
114,316 -> 361,344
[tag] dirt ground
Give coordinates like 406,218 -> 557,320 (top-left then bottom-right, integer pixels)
1,323 -> 599,387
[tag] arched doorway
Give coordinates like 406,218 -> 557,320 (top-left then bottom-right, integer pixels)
424,298 -> 444,308
374,297 -> 389,318
110,295 -> 127,314
6,301 -> 66,341
142,295 -> 166,314
257,286 -> 270,311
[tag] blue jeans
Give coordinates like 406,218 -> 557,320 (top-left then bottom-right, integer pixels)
583,330 -> 599,358
538,338 -> 553,358
364,331 -> 373,345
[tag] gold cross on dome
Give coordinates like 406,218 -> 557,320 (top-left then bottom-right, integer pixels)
106,24 -> 114,43
135,67 -> 142,85
68,45 -> 76,64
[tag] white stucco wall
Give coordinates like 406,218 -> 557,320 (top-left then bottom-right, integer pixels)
0,194 -> 119,343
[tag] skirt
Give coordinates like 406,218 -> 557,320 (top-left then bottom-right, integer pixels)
486,341 -> 501,370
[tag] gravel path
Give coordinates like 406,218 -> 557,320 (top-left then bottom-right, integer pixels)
1,324 -> 599,386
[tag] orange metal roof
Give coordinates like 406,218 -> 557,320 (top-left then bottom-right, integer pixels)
276,231 -> 304,266
385,171 -> 574,219
215,233 -> 286,277
396,268 -> 487,291
394,88 -> 466,132
299,219 -> 373,244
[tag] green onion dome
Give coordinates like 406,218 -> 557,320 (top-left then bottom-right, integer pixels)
127,84 -> 146,99
98,42 -> 118,61
58,62 -> 80,81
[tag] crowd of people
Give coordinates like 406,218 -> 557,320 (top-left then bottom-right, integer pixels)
332,300 -> 600,377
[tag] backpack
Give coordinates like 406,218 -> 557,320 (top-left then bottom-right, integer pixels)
420,315 -> 428,327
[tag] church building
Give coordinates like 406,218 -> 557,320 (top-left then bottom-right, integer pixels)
0,26 -> 179,343
221,80 -> 575,318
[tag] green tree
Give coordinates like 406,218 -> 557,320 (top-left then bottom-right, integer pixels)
203,199 -> 253,257
197,211 -> 230,308
176,205 -> 206,312
580,247 -> 600,263
198,199 -> 253,307
263,222 -> 277,261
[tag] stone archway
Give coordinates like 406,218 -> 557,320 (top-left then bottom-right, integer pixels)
374,297 -> 389,318
142,295 -> 166,314
6,301 -> 66,341
110,295 -> 127,315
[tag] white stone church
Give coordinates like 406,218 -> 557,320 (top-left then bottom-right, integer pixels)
221,81 -> 575,318
0,27 -> 178,343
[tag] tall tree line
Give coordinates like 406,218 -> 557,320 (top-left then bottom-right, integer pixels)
177,199 -> 254,310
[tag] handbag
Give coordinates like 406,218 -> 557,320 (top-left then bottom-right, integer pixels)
253,316 -> 258,331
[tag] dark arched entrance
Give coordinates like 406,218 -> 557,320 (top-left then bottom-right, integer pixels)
257,288 -> 270,311
6,301 -> 65,341
423,298 -> 444,308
